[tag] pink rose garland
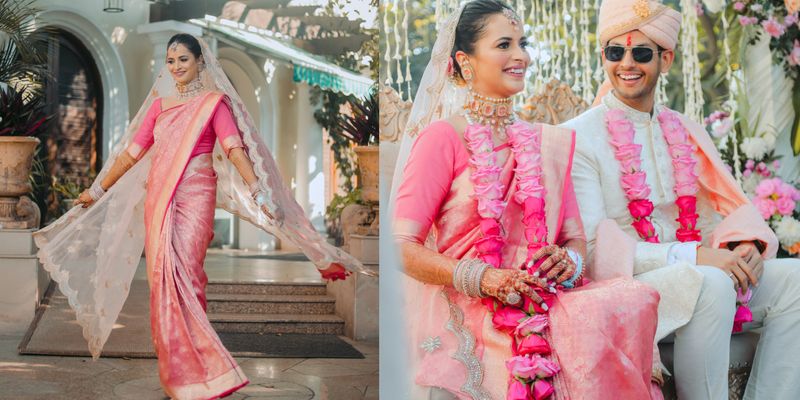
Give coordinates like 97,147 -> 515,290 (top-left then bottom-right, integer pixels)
465,121 -> 561,399
605,109 -> 757,333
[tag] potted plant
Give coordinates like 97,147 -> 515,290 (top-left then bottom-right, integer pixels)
0,84 -> 49,228
337,86 -> 379,203
0,0 -> 50,229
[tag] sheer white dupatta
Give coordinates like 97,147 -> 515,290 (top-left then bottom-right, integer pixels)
34,37 -> 368,359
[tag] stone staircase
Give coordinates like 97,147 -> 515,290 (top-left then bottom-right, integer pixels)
206,281 -> 344,335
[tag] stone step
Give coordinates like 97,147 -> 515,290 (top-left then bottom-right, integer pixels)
206,281 -> 327,296
206,293 -> 336,315
209,313 -> 344,335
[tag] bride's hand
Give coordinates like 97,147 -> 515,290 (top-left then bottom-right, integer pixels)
480,268 -> 548,305
531,245 -> 577,284
73,190 -> 95,208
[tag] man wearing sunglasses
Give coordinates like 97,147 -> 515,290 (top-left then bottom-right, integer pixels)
563,0 -> 800,399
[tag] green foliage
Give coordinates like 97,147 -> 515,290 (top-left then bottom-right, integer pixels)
325,188 -> 364,222
311,0 -> 378,192
324,189 -> 364,244
0,0 -> 49,90
336,85 -> 379,146
51,176 -> 84,199
0,84 -> 50,137
312,87 -> 357,192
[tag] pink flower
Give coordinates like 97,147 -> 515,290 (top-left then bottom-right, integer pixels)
733,304 -> 753,333
628,199 -> 655,219
745,159 -> 756,170
475,181 -> 505,200
676,214 -> 699,231
608,123 -> 635,146
532,379 -> 555,400
785,13 -> 799,27
743,169 -> 753,178
762,18 -> 786,38
614,143 -> 643,161
737,287 -> 753,305
493,306 -> 529,333
733,1 -> 745,11
776,197 -> 796,216
676,195 -> 698,214
739,16 -> 758,26
507,379 -> 529,400
789,40 -> 800,66
755,178 -> 779,198
777,181 -> 799,199
507,356 -> 537,380
631,218 -> 657,239
517,334 -> 551,355
475,235 -> 504,255
531,355 -> 560,378
773,160 -> 782,169
515,314 -> 549,336
754,198 -> 778,219
669,143 -> 695,158
478,199 -> 506,219
620,171 -> 651,200
480,218 -> 502,235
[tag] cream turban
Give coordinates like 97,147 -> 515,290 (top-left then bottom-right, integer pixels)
597,0 -> 681,50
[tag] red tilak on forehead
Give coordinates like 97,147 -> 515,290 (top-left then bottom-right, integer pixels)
626,34 -> 632,46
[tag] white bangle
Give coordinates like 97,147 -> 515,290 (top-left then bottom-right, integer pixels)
453,258 -> 490,298
88,184 -> 106,201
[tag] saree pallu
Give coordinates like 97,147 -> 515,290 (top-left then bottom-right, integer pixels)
398,125 -> 661,400
144,92 -> 247,399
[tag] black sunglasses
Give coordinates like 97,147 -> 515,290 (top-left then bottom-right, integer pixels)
603,45 -> 662,63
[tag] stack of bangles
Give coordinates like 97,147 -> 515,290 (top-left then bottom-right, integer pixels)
562,248 -> 584,288
88,183 -> 106,201
452,258 -> 490,298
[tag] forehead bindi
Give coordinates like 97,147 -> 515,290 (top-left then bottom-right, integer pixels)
609,31 -> 656,47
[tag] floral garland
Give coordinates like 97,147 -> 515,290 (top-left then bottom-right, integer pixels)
732,0 -> 800,153
464,121 -> 560,400
605,108 -> 752,332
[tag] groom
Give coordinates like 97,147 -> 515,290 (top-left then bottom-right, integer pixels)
563,0 -> 800,398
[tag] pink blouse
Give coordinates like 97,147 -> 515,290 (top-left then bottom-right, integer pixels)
394,121 -> 472,243
126,97 -> 244,159
394,120 -> 584,245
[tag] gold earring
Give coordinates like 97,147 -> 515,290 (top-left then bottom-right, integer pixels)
461,61 -> 473,82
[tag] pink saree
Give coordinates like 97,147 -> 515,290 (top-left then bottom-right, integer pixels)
143,92 -> 247,399
394,121 -> 661,399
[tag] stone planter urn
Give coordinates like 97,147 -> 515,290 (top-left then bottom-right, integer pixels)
354,145 -> 379,203
0,136 -> 41,229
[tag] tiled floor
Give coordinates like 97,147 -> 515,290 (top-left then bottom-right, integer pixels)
1,251 -> 378,400
0,334 -> 378,400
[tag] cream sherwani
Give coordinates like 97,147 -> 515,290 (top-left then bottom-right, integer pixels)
563,92 -> 800,400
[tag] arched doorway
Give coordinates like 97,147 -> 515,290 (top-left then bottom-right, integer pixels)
42,29 -> 103,220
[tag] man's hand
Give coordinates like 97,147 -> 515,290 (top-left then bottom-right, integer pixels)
733,242 -> 763,285
697,246 -> 758,289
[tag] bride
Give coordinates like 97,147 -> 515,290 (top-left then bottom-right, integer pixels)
34,34 -> 369,399
390,1 -> 663,398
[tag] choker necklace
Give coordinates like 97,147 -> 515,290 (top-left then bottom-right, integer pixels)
176,76 -> 204,99
463,90 -> 515,138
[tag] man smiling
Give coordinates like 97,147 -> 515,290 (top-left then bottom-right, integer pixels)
563,0 -> 800,398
